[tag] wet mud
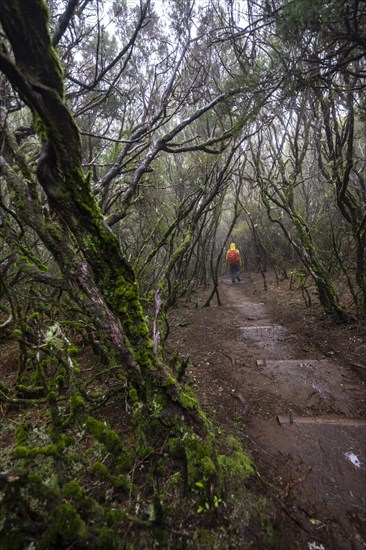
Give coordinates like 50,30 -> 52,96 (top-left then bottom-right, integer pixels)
167,275 -> 366,549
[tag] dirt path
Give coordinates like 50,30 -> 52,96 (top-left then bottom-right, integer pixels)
167,274 -> 366,549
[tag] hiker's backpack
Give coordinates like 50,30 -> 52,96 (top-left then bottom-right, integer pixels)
227,249 -> 239,265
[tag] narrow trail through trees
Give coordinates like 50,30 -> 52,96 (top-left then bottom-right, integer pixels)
167,274 -> 366,549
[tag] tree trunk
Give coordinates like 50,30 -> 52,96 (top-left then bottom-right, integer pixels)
0,0 -> 213,464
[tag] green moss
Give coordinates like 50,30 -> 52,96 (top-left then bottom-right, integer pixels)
90,462 -> 131,492
95,526 -> 122,549
33,113 -> 48,142
15,424 -> 30,446
110,277 -> 155,368
90,461 -> 109,478
150,393 -> 166,416
84,416 -> 131,471
178,385 -> 200,410
217,435 -> 254,486
114,475 -> 131,491
260,509 -> 277,546
68,343 -> 79,356
13,328 -> 22,339
167,437 -> 184,458
47,502 -> 88,543
128,387 -> 138,402
133,421 -> 154,459
62,480 -> 106,518
173,385 -> 210,431
85,417 -> 122,454
169,471 -> 182,486
63,480 -> 84,500
48,390 -> 58,402
13,445 -> 31,458
105,508 -> 129,525
184,433 -> 217,488
164,373 -> 177,386
70,394 -> 85,414
200,455 -> 216,477
13,436 -> 69,458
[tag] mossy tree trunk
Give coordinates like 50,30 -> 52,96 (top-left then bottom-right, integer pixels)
248,104 -> 346,320
315,87 -> 366,314
0,0 -> 212,450
0,127 -> 140,376
261,190 -> 346,319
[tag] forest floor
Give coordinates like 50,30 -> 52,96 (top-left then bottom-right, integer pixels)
166,271 -> 366,550
1,272 -> 366,549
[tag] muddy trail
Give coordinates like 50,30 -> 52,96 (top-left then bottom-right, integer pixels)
167,273 -> 366,550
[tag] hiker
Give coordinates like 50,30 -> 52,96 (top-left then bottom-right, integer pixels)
226,243 -> 241,283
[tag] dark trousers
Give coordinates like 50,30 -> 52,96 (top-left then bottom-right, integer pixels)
229,264 -> 240,283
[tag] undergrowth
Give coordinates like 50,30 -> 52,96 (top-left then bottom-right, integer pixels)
0,320 -> 276,549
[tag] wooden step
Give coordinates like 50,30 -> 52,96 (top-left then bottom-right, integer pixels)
277,414 -> 366,427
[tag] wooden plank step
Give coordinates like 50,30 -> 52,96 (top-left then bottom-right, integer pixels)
277,414 -> 366,427
236,325 -> 285,339
256,359 -> 330,367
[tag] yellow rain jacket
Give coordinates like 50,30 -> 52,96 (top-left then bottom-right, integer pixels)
226,243 -> 241,266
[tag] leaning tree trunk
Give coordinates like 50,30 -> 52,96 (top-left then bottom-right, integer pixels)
261,193 -> 346,320
0,0 -> 215,484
